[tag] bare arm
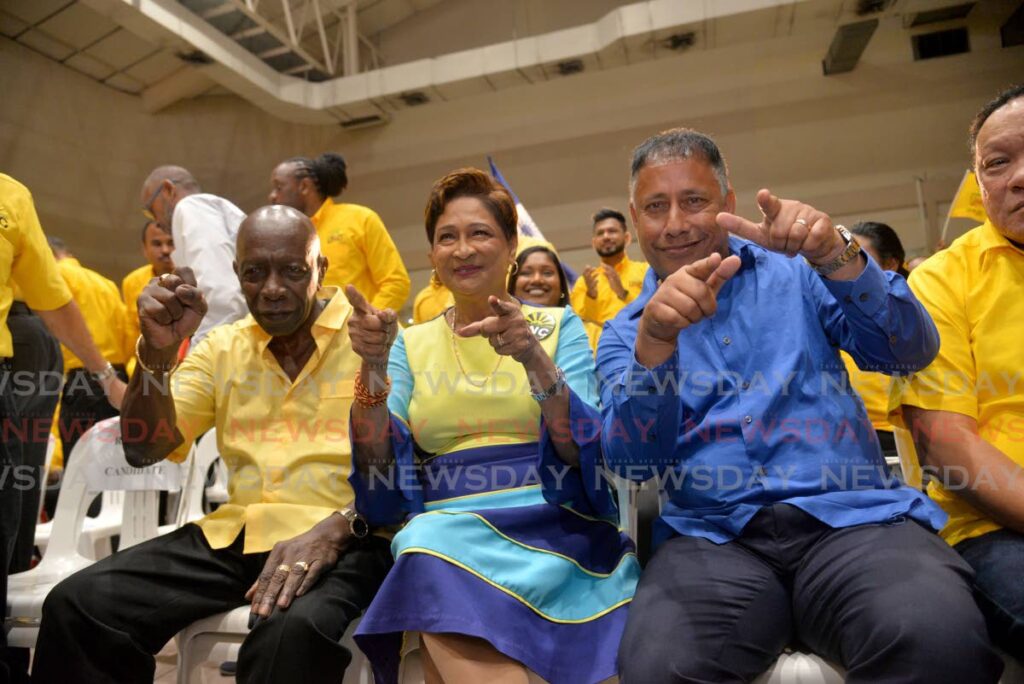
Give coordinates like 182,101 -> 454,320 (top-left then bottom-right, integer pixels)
345,286 -> 398,474
903,405 -> 1024,533
121,270 -> 206,467
36,299 -> 126,408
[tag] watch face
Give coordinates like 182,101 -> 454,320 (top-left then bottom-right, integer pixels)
351,517 -> 369,538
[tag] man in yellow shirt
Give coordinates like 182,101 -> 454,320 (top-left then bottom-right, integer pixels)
269,152 -> 410,311
48,237 -> 130,461
894,83 -> 1024,662
569,208 -> 648,350
0,174 -> 125,681
122,221 -> 175,356
32,206 -> 390,684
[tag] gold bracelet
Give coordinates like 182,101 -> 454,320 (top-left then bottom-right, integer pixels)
354,372 -> 391,408
135,335 -> 180,375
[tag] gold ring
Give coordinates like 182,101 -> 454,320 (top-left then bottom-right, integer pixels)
293,561 -> 310,573
494,333 -> 505,347
158,273 -> 173,284
276,564 -> 291,573
795,218 -> 808,227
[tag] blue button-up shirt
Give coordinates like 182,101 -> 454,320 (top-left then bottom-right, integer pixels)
598,237 -> 946,547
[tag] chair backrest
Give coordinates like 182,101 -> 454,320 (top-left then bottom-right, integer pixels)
40,417 -> 183,568
36,435 -> 55,523
174,429 -> 220,528
893,427 -> 924,490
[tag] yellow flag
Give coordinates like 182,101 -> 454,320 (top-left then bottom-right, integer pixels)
948,170 -> 987,222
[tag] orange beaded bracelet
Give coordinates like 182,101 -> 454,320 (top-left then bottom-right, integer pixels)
354,372 -> 391,408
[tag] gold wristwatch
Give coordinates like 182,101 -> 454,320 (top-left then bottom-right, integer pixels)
808,225 -> 862,277
337,507 -> 369,539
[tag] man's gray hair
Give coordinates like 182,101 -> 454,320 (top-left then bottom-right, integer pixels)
629,128 -> 730,199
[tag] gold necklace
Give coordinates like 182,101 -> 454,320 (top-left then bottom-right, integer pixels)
447,307 -> 503,388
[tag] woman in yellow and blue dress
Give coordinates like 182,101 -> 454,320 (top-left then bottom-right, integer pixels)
345,168 -> 639,683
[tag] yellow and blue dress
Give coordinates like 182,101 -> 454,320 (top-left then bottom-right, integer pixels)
350,305 -> 639,684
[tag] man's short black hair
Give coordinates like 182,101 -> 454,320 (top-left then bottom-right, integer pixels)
969,83 -> 1024,165
592,208 -> 627,229
140,221 -> 168,243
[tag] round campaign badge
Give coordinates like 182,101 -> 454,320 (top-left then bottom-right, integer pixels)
525,310 -> 556,340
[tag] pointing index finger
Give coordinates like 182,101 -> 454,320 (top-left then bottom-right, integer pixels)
344,285 -> 371,315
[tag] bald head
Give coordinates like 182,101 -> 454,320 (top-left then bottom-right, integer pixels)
142,166 -> 200,195
234,205 -> 327,337
140,165 -> 201,231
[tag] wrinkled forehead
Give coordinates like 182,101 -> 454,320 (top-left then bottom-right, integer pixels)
237,218 -> 316,264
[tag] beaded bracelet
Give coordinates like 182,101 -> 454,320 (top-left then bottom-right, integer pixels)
354,372 -> 391,408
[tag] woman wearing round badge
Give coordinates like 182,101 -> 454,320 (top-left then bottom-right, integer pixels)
345,168 -> 639,684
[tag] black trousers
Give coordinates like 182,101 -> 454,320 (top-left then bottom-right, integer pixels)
57,364 -> 126,461
32,523 -> 392,684
0,304 -> 62,684
618,503 -> 1003,683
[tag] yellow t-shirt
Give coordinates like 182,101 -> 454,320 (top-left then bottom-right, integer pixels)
891,221 -> 1024,547
311,198 -> 410,312
56,258 -> 129,371
167,287 -> 360,553
841,351 -> 894,433
121,264 -> 154,349
0,174 -> 72,357
569,255 -> 648,350
412,281 -> 454,324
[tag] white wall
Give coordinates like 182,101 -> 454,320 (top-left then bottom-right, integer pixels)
2,3 -> 1021,319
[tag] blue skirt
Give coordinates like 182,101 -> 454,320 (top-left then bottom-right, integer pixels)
353,443 -> 640,684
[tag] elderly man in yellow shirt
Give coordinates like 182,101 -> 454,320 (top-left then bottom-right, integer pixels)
0,173 -> 125,681
32,205 -> 391,684
269,152 -> 411,312
122,221 -> 175,362
569,208 -> 648,350
48,237 -> 130,461
894,83 -> 1024,663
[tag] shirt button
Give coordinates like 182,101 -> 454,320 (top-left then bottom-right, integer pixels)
741,381 -> 750,390
859,293 -> 869,302
723,336 -> 732,345
744,415 -> 753,424
889,335 -> 898,345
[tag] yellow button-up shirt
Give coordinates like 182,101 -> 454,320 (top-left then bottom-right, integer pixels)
892,221 -> 1024,547
842,351 -> 894,433
311,199 -> 410,312
56,257 -> 129,371
412,281 -> 454,324
122,264 -> 154,349
569,254 -> 648,350
0,174 -> 72,357
168,287 -> 360,553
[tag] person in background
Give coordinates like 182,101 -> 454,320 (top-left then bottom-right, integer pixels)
569,208 -> 648,350
348,168 -> 638,684
894,83 -> 1024,664
507,243 -> 570,308
121,221 -> 174,370
140,165 -> 247,345
411,275 -> 453,324
47,237 -> 129,462
0,173 -> 124,683
841,221 -> 908,459
269,152 -> 411,311
906,255 -> 929,271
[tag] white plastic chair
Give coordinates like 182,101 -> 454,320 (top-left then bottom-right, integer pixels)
156,430 -> 219,536
175,608 -> 372,684
5,417 -> 182,649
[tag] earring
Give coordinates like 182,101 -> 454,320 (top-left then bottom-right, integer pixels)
430,269 -> 442,287
508,261 -> 518,277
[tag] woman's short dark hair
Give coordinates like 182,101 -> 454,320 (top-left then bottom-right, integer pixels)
286,152 -> 348,198
424,168 -> 518,244
507,245 -> 570,307
850,221 -> 908,277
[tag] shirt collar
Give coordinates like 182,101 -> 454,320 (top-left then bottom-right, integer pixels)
977,221 -> 1024,263
310,197 -> 335,226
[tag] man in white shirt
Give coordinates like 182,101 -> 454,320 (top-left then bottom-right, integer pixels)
140,166 -> 247,344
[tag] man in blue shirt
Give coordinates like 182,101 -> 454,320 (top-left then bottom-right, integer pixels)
599,128 -> 1000,682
